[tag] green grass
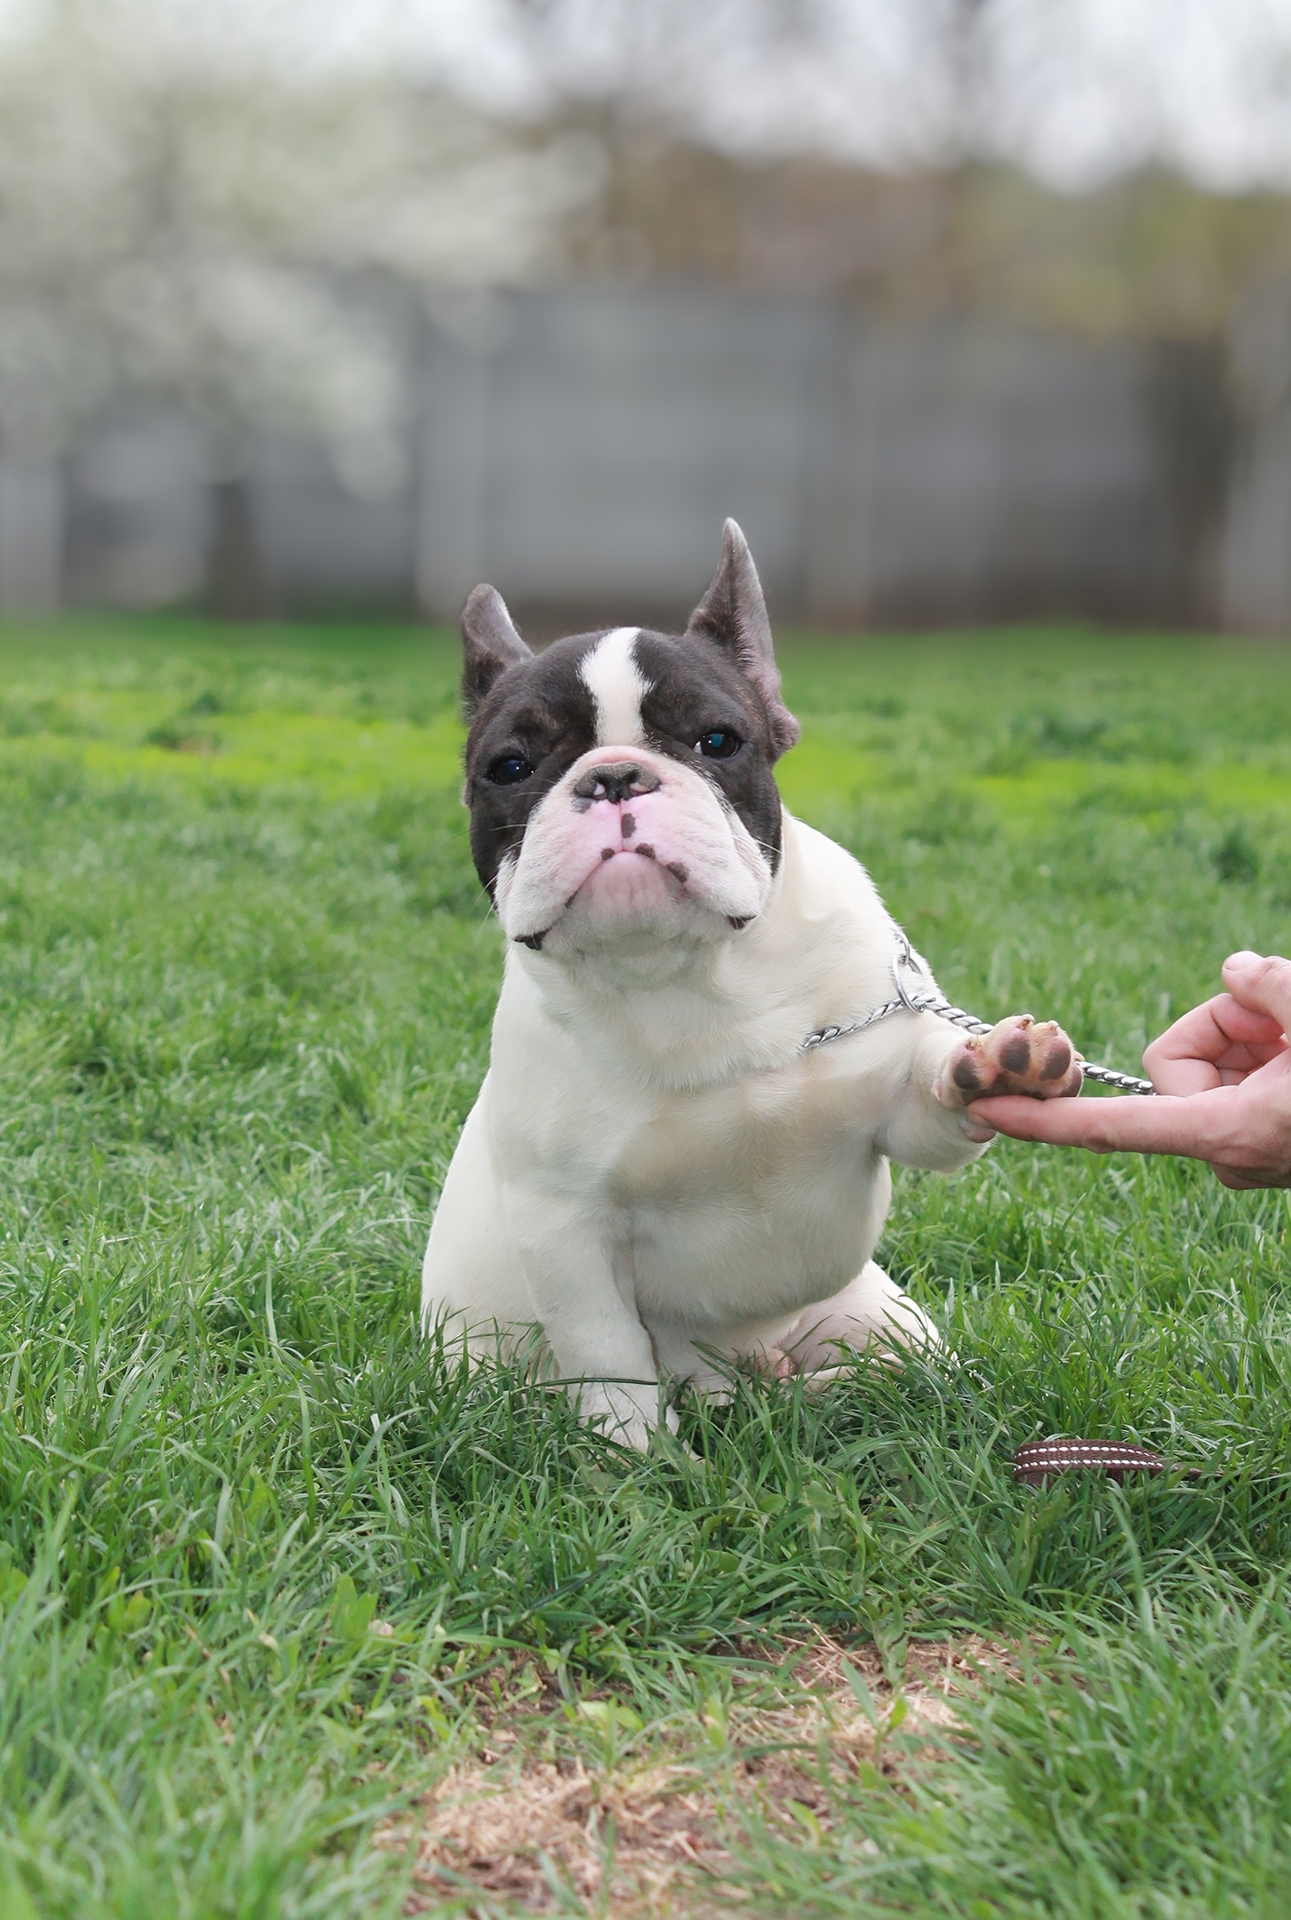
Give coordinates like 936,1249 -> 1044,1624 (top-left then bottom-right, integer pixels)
0,616 -> 1289,1917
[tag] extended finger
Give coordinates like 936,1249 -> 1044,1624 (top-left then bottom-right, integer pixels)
967,1089 -> 1237,1159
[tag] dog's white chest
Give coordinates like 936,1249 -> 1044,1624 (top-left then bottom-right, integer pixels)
597,1063 -> 893,1328
484,961 -> 900,1335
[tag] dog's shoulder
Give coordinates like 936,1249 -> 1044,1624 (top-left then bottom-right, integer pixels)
776,811 -> 891,940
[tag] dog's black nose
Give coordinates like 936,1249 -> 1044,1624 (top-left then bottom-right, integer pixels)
572,761 -> 662,805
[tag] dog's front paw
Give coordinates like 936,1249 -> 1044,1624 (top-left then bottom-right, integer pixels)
936,1014 -> 1082,1118
576,1380 -> 675,1450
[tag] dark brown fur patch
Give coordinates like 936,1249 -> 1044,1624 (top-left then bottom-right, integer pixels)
620,812 -> 636,838
667,861 -> 689,883
600,847 -> 615,861
636,844 -> 656,860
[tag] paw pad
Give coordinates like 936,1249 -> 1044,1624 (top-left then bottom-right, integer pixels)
943,1012 -> 1082,1105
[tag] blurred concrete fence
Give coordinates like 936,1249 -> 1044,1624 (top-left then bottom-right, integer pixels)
420,291 -> 1230,633
9,283 -> 1286,631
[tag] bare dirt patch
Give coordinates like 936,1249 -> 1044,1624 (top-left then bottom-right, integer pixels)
383,1633 -> 1014,1916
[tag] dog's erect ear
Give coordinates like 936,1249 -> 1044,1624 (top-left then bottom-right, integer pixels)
461,584 -> 532,712
686,519 -> 800,757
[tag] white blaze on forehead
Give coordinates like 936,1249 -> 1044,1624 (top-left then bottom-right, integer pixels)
580,626 -> 648,747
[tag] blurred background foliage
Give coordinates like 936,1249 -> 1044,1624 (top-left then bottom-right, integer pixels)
0,0 -> 1290,630
576,131 -> 1291,341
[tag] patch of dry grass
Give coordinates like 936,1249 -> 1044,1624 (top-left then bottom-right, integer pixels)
383,1635 -> 1015,1916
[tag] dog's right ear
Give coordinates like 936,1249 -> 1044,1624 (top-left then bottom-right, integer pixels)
461,584 -> 532,713
686,520 -> 800,758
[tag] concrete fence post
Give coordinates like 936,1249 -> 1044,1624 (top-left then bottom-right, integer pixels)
416,293 -> 506,624
0,447 -> 63,613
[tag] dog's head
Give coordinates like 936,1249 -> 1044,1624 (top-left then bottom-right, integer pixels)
460,520 -> 800,962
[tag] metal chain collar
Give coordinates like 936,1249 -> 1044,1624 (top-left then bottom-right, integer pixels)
800,928 -> 1155,1097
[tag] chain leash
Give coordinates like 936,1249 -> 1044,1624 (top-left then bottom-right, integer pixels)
800,929 -> 1155,1097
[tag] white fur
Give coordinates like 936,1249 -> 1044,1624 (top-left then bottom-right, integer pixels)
422,805 -> 985,1446
580,627 -> 647,746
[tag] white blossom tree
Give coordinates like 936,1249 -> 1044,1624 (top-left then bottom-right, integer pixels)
0,0 -> 602,608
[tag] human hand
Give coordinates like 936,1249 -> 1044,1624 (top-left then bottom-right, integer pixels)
967,951 -> 1291,1189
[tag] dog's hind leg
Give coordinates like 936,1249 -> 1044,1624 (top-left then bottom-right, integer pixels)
646,1320 -> 745,1398
770,1262 -> 943,1379
649,1264 -> 942,1400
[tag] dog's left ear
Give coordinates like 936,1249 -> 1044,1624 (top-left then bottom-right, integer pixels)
461,583 -> 533,714
686,519 -> 800,757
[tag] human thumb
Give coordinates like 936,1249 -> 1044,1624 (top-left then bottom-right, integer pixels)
1222,951 -> 1291,1034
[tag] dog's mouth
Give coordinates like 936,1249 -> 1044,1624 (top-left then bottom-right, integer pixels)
574,838 -> 693,903
581,801 -> 693,892
515,841 -> 692,951
517,855 -> 757,951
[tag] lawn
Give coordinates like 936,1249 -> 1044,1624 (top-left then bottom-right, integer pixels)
0,615 -> 1289,1918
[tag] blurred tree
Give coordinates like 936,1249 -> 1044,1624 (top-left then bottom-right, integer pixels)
568,128 -> 1291,342
485,0 -> 1291,337
478,0 -> 1291,189
0,0 -> 602,611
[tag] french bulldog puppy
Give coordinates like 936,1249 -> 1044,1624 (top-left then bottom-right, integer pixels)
422,521 -> 1080,1446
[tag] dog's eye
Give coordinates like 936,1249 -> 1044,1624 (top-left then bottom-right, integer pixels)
486,752 -> 533,785
696,729 -> 741,759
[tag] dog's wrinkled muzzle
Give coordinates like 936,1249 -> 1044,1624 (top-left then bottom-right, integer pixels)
496,745 -> 772,951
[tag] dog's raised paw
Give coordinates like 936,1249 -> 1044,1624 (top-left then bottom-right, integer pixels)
937,1013 -> 1083,1110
